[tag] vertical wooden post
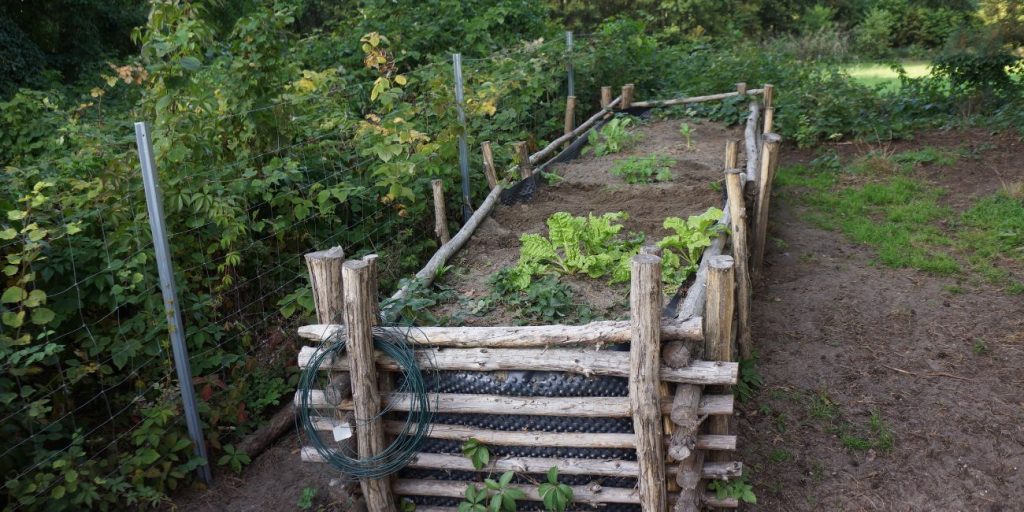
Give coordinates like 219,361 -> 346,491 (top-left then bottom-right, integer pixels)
735,82 -> 747,95
752,133 -> 782,277
725,166 -> 753,361
601,86 -> 612,109
431,179 -> 451,245
762,84 -> 775,134
563,95 -> 576,147
705,255 -> 735,464
343,259 -> 396,511
621,83 -> 635,109
514,141 -> 532,179
723,140 -> 751,360
480,141 -> 498,190
629,253 -> 667,512
305,247 -> 351,403
640,245 -> 679,494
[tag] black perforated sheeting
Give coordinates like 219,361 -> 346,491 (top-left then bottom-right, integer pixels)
396,369 -> 643,509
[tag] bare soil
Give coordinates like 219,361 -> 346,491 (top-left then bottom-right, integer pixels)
741,130 -> 1024,511
433,117 -> 741,325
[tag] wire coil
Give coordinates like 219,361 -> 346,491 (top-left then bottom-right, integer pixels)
297,326 -> 432,479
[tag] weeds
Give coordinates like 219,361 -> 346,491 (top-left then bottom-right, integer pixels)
707,475 -> 756,504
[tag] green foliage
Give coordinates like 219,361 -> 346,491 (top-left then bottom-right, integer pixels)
481,273 -> 591,324
462,438 -> 491,471
609,155 -> 675,184
583,116 -> 639,157
458,471 -> 525,512
538,467 -> 574,512
501,212 -> 636,290
707,475 -> 756,504
297,487 -> 317,510
854,8 -> 897,57
217,444 -> 251,474
678,122 -> 695,149
735,356 -> 764,403
657,208 -> 726,284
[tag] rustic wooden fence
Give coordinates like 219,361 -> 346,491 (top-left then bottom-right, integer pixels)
294,84 -> 783,511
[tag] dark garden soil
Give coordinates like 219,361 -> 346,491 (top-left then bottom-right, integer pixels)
432,117 -> 741,325
741,130 -> 1024,511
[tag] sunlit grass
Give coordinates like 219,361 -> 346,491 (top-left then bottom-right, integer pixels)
843,60 -> 932,91
778,149 -> 1024,292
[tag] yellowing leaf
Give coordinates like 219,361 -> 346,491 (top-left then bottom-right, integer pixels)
90,87 -> 105,98
295,78 -> 316,92
394,75 -> 407,86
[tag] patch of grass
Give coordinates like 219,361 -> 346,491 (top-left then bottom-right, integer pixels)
869,410 -> 895,452
808,391 -> 840,422
893,147 -> 961,168
769,449 -> 793,464
943,284 -> 963,294
957,193 -> 1024,292
972,338 -> 989,356
843,60 -> 931,91
780,152 -> 1023,292
807,176 -> 959,274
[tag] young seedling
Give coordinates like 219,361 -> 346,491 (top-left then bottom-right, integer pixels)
678,122 -> 695,150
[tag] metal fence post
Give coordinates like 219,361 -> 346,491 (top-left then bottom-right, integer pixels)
134,122 -> 213,484
452,53 -> 472,222
566,31 -> 574,97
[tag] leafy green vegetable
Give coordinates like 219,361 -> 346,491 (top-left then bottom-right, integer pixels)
609,155 -> 676,184
658,207 -> 727,281
583,116 -> 639,157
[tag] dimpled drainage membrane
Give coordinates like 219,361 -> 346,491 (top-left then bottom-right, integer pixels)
396,370 -> 642,511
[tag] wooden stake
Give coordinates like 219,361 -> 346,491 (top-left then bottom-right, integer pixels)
762,83 -> 774,109
763,107 -> 775,135
601,86 -> 613,109
743,102 -> 762,185
342,260 -> 395,511
752,133 -> 782,277
725,166 -> 753,361
514,141 -> 531,179
480,141 -> 498,190
621,83 -> 635,109
735,82 -> 747,95
705,255 -> 735,464
304,247 -> 352,433
629,254 -> 667,512
431,179 -> 450,244
304,247 -> 345,325
563,95 -> 576,141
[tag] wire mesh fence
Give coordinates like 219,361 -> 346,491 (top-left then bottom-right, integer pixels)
0,28 -> 614,509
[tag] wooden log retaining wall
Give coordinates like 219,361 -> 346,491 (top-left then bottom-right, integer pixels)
297,85 -> 782,511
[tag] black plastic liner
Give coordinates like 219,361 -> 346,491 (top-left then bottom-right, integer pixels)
417,366 -> 630,397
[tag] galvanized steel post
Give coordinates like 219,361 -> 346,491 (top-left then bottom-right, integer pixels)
566,31 -> 575,97
452,53 -> 472,222
134,122 -> 213,484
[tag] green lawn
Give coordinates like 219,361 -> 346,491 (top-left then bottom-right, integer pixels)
843,60 -> 932,90
777,149 -> 1024,294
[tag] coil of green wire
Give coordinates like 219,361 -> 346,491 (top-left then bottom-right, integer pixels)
297,326 -> 432,479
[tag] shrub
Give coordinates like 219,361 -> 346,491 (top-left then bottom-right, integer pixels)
854,8 -> 896,57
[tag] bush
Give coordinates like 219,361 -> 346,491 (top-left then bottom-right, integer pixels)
854,7 -> 897,57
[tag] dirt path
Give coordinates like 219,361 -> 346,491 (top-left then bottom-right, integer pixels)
740,135 -> 1024,511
